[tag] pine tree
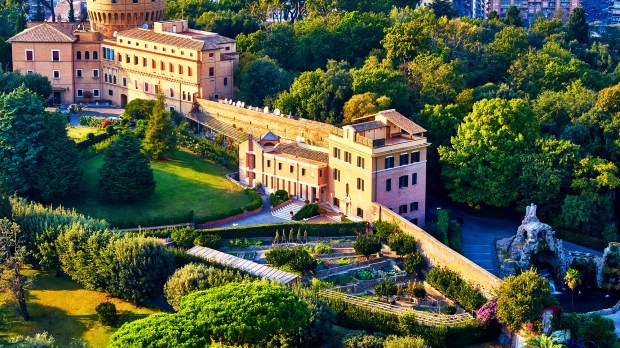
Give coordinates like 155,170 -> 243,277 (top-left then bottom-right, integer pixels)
142,90 -> 177,160
98,134 -> 155,203
504,6 -> 522,27
66,0 -> 75,22
0,85 -> 45,196
33,0 -> 45,21
0,219 -> 31,320
567,8 -> 589,44
34,112 -> 82,202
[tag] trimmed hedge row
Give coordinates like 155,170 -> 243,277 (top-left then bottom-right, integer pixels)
80,115 -> 121,127
76,131 -> 113,150
137,221 -> 365,240
324,295 -> 490,348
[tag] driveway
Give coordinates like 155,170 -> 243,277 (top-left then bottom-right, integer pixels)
426,197 -> 604,277
208,195 -> 288,228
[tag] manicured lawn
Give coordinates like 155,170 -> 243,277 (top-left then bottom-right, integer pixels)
62,149 -> 251,228
66,126 -> 100,141
0,269 -> 159,347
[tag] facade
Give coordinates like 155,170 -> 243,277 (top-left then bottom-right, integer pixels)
9,0 -> 236,112
478,0 -> 580,21
612,0 -> 620,24
239,110 -> 429,225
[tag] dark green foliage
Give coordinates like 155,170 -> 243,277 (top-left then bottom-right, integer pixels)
374,220 -> 401,240
238,56 -> 292,106
567,8 -> 588,44
444,305 -> 457,315
95,302 -> 117,326
429,0 -> 457,19
269,189 -> 290,206
342,330 -> 386,348
178,132 -> 239,169
98,134 -> 155,203
143,91 -> 178,160
353,234 -> 382,259
504,6 -> 522,27
426,267 -> 485,312
79,116 -> 121,128
34,112 -> 82,202
570,258 -> 598,288
0,85 -> 46,196
413,283 -> 427,299
555,313 -> 616,348
163,263 -> 251,310
170,226 -> 199,248
193,233 -> 222,249
403,251 -> 428,276
195,10 -> 260,38
75,132 -> 113,151
388,233 -> 417,256
0,194 -> 10,219
122,99 -> 156,120
179,282 -> 310,346
0,71 -> 51,101
109,313 -> 212,347
374,278 -> 398,299
293,203 -> 320,220
265,247 -> 318,274
107,237 -> 175,305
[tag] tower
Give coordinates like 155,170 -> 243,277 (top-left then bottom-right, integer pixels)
87,0 -> 166,38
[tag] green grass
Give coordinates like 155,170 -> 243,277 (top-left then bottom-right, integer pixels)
62,149 -> 252,228
0,269 -> 159,347
67,126 -> 100,141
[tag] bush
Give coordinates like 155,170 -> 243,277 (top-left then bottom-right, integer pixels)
95,301 -> 117,326
170,227 -> 199,248
413,283 -> 427,299
179,133 -> 239,169
556,313 -> 616,348
313,244 -> 332,254
244,189 -> 262,211
342,331 -> 385,348
293,203 -> 320,220
269,189 -> 289,206
265,247 -> 317,274
338,258 -> 352,265
193,221 -> 365,239
384,335 -> 429,348
403,250 -> 428,275
354,234 -> 382,259
426,267 -> 485,312
375,278 -> 398,299
444,305 -> 457,315
75,131 -> 112,150
374,221 -> 401,240
388,233 -> 417,256
194,234 -> 222,249
80,115 -> 121,128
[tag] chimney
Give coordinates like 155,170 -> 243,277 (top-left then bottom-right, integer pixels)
248,132 -> 254,152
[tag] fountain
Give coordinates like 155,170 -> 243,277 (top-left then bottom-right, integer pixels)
549,279 -> 563,295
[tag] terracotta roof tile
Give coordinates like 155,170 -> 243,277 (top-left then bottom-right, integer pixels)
8,23 -> 76,43
118,28 -> 234,51
273,143 -> 328,164
377,110 -> 426,134
350,120 -> 386,132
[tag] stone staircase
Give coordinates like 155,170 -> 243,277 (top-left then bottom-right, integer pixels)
271,203 -> 304,220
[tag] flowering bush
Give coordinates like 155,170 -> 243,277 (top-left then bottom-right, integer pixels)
101,119 -> 111,128
476,299 -> 497,326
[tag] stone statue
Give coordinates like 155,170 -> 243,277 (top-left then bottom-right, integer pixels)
523,203 -> 539,223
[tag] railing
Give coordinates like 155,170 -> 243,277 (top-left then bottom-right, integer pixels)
322,289 -> 474,327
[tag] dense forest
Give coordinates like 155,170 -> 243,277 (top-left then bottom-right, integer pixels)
167,1 -> 620,249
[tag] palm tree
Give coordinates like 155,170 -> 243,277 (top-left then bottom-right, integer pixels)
564,268 -> 581,311
527,334 -> 563,348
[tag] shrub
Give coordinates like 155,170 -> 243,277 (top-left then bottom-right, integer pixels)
375,278 -> 398,299
192,221 -> 365,239
374,221 -> 401,240
194,234 -> 222,249
101,119 -> 111,129
170,227 -> 199,248
293,203 -> 320,220
342,331 -> 386,348
95,301 -> 118,326
556,313 -> 616,348
80,115 -> 121,128
244,189 -> 263,211
354,234 -> 382,260
313,244 -> 332,254
109,313 -> 211,347
444,305 -> 457,315
75,131 -> 112,150
265,247 -> 317,274
384,335 -> 429,348
403,250 -> 428,275
426,267 -> 485,312
269,189 -> 289,206
338,258 -> 352,265
388,233 -> 417,256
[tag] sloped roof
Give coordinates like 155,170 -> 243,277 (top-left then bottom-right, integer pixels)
260,131 -> 280,141
8,23 -> 76,43
187,246 -> 299,284
350,120 -> 386,132
118,28 -> 234,51
377,110 -> 426,135
274,143 -> 329,164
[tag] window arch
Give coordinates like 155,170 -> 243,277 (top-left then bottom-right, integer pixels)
76,51 -> 82,60
85,51 -> 90,60
113,75 -> 117,84
93,51 -> 98,60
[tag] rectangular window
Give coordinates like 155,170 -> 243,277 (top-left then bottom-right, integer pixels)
53,70 -> 60,79
357,207 -> 364,218
76,69 -> 83,78
412,173 -> 418,185
357,156 -> 365,168
278,163 -> 282,171
134,55 -> 138,65
93,89 -> 100,97
319,169 -> 323,177
333,147 -> 341,159
178,65 -> 183,74
267,160 -> 271,168
344,151 -> 352,163
108,89 -> 113,96
51,50 -> 60,61
25,50 -> 33,61
399,175 -> 409,188
143,57 -> 147,67
125,55 -> 130,63
357,178 -> 364,192
399,204 -> 407,214
290,165 -> 294,173
209,67 -> 214,77
169,63 -> 174,73
400,153 -> 409,166
333,197 -> 340,208
333,168 -> 340,181
92,69 -> 99,78
386,179 -> 392,192
144,82 -> 149,92
411,151 -> 420,163
76,89 -> 83,97
152,59 -> 156,69
410,202 -> 419,211
187,67 -> 192,76
302,168 -> 306,176
169,87 -> 174,98
223,77 -> 228,87
122,77 -> 127,86
385,156 -> 394,169
209,52 -> 214,58
160,61 -> 164,70
134,80 -> 138,89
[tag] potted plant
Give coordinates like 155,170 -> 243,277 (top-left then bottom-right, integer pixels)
83,90 -> 93,103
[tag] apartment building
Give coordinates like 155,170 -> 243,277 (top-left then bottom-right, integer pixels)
480,0 -> 580,21
239,110 -> 429,225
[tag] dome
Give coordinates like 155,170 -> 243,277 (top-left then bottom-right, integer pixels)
87,0 -> 166,38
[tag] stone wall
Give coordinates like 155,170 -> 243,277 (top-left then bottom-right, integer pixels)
372,203 -> 503,297
197,99 -> 334,148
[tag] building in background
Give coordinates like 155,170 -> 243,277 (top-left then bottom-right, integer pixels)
474,0 -> 580,21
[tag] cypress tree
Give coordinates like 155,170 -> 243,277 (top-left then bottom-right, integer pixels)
567,7 -> 589,44
504,6 -> 522,27
142,90 -> 177,160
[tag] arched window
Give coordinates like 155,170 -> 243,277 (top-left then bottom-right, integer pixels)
93,51 -> 98,60
113,76 -> 117,84
85,51 -> 90,60
76,51 -> 81,60
182,91 -> 186,100
223,77 -> 228,86
104,73 -> 108,82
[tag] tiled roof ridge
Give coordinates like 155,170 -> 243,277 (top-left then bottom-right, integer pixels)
377,109 -> 427,134
8,23 -> 76,43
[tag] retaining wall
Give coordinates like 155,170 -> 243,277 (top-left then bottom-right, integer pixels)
372,203 -> 503,297
197,99 -> 334,148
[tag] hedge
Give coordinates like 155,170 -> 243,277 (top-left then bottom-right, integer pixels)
80,115 -> 121,128
293,204 -> 320,221
324,295 -> 489,348
426,267 -> 486,313
75,131 -> 113,150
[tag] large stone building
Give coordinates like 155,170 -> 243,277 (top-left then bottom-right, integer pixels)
473,0 -> 580,21
238,110 -> 429,225
8,0 -> 236,112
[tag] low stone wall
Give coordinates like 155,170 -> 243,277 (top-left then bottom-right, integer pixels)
197,99 -> 334,148
196,205 -> 264,229
372,203 -> 503,297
